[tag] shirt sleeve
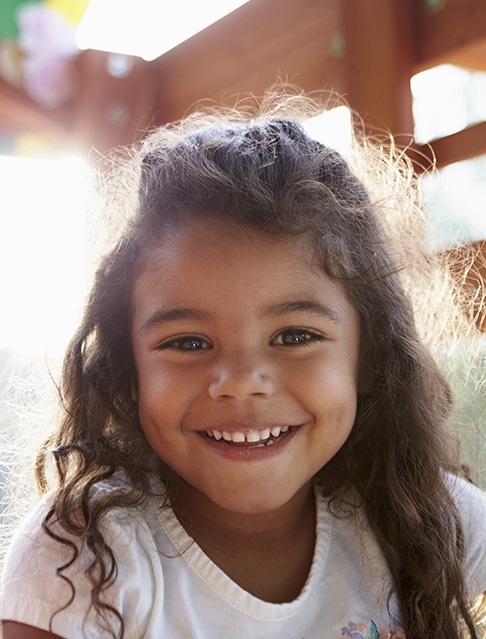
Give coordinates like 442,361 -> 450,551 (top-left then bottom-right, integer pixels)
447,475 -> 486,599
0,496 -> 162,639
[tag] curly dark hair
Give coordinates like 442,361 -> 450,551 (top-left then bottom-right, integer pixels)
36,99 -> 484,638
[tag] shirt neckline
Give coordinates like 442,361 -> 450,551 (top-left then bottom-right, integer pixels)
156,487 -> 333,622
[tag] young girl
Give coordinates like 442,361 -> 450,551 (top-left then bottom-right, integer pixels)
0,97 -> 485,639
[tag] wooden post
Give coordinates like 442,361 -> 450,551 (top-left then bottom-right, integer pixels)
342,0 -> 416,139
74,50 -> 160,157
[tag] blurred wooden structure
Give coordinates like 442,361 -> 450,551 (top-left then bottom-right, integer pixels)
0,0 -> 485,326
0,0 -> 485,163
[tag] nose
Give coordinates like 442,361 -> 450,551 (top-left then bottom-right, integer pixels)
208,352 -> 275,401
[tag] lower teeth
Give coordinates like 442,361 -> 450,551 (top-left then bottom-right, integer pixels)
255,438 -> 275,448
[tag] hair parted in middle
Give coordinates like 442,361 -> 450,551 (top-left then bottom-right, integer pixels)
37,96 -> 480,639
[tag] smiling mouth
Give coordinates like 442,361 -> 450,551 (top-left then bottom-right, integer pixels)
205,425 -> 292,448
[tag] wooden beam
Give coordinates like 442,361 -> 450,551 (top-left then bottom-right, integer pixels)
0,76 -> 73,144
0,52 -> 162,155
431,36 -> 486,73
154,0 -> 346,122
416,121 -> 486,170
342,0 -> 416,137
416,0 -> 486,70
73,50 -> 161,156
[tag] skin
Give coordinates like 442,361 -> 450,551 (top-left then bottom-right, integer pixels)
131,217 -> 362,601
2,622 -> 63,639
3,217 -> 362,636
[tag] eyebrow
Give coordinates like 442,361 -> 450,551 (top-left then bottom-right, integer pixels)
139,308 -> 209,332
262,299 -> 341,323
139,298 -> 341,333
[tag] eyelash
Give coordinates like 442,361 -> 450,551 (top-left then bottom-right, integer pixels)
157,336 -> 212,352
271,328 -> 325,347
157,329 -> 325,352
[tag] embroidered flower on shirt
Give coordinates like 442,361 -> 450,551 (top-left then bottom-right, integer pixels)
341,621 -> 379,639
340,621 -> 406,639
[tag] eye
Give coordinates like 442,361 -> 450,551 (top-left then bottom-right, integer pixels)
157,336 -> 212,352
271,328 -> 325,347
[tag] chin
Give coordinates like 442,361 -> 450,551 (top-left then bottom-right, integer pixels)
209,484 -> 309,517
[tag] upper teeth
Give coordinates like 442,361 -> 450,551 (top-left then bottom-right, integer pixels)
206,425 -> 290,443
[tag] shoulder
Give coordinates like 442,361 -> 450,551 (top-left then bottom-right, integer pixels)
0,476 -> 168,637
445,473 -> 486,598
445,473 -> 486,523
4,474 -> 165,568
1,474 -> 148,556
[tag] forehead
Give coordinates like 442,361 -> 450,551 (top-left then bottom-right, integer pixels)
131,218 -> 357,324
135,218 -> 312,290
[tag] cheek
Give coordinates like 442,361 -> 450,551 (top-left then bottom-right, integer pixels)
299,359 -> 359,431
135,356 -> 180,403
136,392 -> 186,469
134,363 -> 172,426
135,361 -> 201,431
301,356 -> 359,398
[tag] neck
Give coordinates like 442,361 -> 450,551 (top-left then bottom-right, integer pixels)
172,482 -> 317,603
175,480 -> 315,540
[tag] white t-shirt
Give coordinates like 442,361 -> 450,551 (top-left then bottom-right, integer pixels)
0,475 -> 485,639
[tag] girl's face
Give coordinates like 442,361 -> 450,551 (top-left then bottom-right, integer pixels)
131,218 -> 361,516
